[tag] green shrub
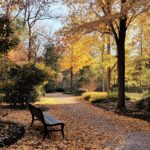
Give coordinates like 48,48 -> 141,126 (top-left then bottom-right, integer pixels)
45,84 -> 55,93
136,100 -> 145,109
56,87 -> 65,92
82,91 -> 130,103
82,92 -> 107,103
136,95 -> 150,111
82,92 -> 92,100
108,92 -> 130,101
74,88 -> 88,96
137,90 -> 150,111
36,83 -> 46,96
142,90 -> 150,97
1,64 -> 47,106
108,92 -> 118,101
89,92 -> 107,103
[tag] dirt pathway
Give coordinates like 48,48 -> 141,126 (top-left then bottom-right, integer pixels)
3,93 -> 150,150
44,93 -> 150,150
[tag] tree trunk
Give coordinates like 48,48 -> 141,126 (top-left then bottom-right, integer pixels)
116,16 -> 127,109
106,67 -> 111,94
101,48 -> 105,91
28,27 -> 32,62
102,67 -> 105,92
106,36 -> 111,94
70,48 -> 74,93
70,67 -> 73,93
139,22 -> 143,93
117,41 -> 125,109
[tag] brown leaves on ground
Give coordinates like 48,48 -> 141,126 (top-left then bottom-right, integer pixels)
1,93 -> 150,150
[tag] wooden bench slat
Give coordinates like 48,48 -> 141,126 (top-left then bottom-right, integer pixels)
43,113 -> 61,125
27,103 -> 65,139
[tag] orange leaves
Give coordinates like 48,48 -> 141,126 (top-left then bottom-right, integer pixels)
7,42 -> 27,64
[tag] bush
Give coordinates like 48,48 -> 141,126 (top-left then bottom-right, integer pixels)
56,87 -> 65,92
75,88 -> 88,96
89,92 -> 107,103
82,92 -> 91,100
136,95 -> 150,111
136,100 -> 145,109
45,80 -> 56,93
142,90 -> 150,97
1,64 -> 47,106
82,91 -> 130,103
82,92 -> 107,103
36,84 -> 46,96
108,92 -> 130,101
108,92 -> 118,101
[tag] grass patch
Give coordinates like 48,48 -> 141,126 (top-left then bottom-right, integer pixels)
82,91 -> 130,103
108,92 -> 118,101
89,92 -> 108,103
82,92 -> 111,103
35,96 -> 78,105
35,97 -> 58,105
126,93 -> 142,101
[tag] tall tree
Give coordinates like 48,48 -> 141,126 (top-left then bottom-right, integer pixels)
125,12 -> 150,92
60,34 -> 99,92
64,0 -> 150,110
44,43 -> 60,70
20,0 -> 62,62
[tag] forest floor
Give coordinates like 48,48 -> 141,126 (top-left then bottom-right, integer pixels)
1,93 -> 150,150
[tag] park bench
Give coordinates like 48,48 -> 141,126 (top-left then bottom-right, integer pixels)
27,103 -> 65,139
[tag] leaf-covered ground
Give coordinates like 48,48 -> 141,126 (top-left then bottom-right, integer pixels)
0,121 -> 24,148
1,93 -> 150,150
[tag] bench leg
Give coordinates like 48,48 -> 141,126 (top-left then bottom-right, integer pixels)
31,116 -> 34,126
43,126 -> 48,140
61,124 -> 64,138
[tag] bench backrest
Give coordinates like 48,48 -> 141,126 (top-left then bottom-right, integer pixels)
28,103 -> 45,124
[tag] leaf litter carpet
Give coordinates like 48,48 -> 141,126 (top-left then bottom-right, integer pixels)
1,93 -> 150,150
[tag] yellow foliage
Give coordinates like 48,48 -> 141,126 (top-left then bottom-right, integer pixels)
36,63 -> 56,77
60,35 -> 99,74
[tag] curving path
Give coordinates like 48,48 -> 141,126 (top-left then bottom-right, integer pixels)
4,93 -> 150,150
44,93 -> 150,150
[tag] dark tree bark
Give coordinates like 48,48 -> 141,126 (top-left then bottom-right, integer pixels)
109,0 -> 127,110
116,17 -> 127,109
70,48 -> 73,93
70,67 -> 73,93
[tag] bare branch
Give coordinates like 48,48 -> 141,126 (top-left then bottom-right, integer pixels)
110,61 -> 117,73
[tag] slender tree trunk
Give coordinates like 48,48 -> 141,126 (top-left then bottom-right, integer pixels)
101,48 -> 105,91
140,22 -> 143,93
70,67 -> 73,93
114,75 -> 116,85
106,68 -> 111,93
2,54 -> 8,84
28,27 -> 32,62
70,48 -> 73,93
102,67 -> 105,92
106,36 -> 111,94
